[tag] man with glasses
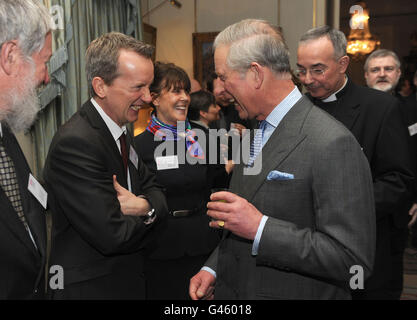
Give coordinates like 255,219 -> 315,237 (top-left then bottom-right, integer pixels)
297,26 -> 414,300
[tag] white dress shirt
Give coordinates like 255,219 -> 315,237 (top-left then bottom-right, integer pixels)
90,98 -> 132,192
202,86 -> 303,278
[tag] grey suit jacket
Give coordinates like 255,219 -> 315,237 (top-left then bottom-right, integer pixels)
205,96 -> 376,299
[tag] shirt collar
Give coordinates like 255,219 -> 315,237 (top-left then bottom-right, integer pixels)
265,86 -> 303,128
91,98 -> 127,141
322,76 -> 348,102
0,122 -> 2,138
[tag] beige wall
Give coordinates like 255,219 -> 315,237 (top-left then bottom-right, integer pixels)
20,0 -> 337,172
142,0 -> 330,75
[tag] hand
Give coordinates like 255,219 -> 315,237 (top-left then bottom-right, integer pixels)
189,270 -> 215,300
409,203 -> 417,228
225,159 -> 234,174
113,175 -> 151,216
207,191 -> 263,240
230,123 -> 246,137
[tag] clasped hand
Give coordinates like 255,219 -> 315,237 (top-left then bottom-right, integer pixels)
113,175 -> 151,216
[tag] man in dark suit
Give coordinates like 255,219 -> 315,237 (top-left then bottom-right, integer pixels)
364,49 -> 417,296
44,32 -> 168,299
190,19 -> 375,300
0,0 -> 53,299
297,26 -> 415,299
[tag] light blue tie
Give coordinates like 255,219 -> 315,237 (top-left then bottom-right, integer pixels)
248,120 -> 266,167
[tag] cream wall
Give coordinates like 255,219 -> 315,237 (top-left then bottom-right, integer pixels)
142,0 -> 330,77
20,0 -> 338,174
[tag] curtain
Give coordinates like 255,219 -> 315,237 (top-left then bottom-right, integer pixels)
31,0 -> 143,179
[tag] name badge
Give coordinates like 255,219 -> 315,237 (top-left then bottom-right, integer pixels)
156,155 -> 179,170
408,123 -> 417,137
129,146 -> 139,170
28,173 -> 48,209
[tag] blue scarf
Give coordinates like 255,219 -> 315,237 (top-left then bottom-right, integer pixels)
146,114 -> 205,159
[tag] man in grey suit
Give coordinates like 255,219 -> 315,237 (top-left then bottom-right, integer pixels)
189,19 -> 376,300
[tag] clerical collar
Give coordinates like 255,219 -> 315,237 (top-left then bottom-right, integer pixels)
0,122 -> 2,138
322,76 -> 348,102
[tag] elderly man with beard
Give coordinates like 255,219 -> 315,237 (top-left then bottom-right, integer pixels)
297,26 -> 415,300
0,0 -> 53,299
365,48 -> 417,265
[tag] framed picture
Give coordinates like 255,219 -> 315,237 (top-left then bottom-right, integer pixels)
192,32 -> 219,89
143,23 -> 157,61
134,23 -> 157,136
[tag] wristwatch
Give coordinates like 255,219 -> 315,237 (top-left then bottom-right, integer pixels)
143,208 -> 156,225
138,195 -> 156,224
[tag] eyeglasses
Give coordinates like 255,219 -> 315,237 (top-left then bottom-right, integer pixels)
295,66 -> 328,78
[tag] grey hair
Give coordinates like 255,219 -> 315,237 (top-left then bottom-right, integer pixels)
299,25 -> 347,60
364,49 -> 401,72
0,0 -> 54,57
85,32 -> 154,97
213,19 -> 291,78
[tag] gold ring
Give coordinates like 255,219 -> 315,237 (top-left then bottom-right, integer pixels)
217,220 -> 225,228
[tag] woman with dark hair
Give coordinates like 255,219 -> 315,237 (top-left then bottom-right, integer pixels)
134,62 -> 228,299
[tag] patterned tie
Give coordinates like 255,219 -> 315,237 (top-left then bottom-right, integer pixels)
248,120 -> 266,167
0,138 -> 29,230
119,132 -> 128,177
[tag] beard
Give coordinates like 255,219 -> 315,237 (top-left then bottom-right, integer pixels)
368,78 -> 399,93
0,63 -> 40,133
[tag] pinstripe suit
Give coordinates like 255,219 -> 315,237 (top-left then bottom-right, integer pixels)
205,96 -> 376,299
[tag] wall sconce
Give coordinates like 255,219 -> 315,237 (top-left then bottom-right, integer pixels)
142,0 -> 182,18
347,2 -> 380,60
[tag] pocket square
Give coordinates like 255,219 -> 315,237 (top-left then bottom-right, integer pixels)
267,170 -> 294,180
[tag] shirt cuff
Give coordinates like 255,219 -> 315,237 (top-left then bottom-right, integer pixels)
201,266 -> 216,278
252,215 -> 268,256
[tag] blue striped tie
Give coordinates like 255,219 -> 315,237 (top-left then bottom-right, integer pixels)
248,120 -> 266,167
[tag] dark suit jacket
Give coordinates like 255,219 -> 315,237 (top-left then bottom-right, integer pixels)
0,124 -> 46,299
205,96 -> 376,299
396,94 -> 417,202
43,101 -> 168,299
309,79 -> 414,228
309,79 -> 415,295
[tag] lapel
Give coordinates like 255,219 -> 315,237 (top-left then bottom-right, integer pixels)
332,79 -> 361,131
231,96 -> 310,202
81,101 -> 129,189
309,79 -> 361,132
0,125 -> 44,257
126,131 -> 141,195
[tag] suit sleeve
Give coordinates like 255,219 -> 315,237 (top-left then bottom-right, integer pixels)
44,133 -> 161,256
134,153 -> 168,222
372,100 -> 415,222
257,133 -> 376,282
